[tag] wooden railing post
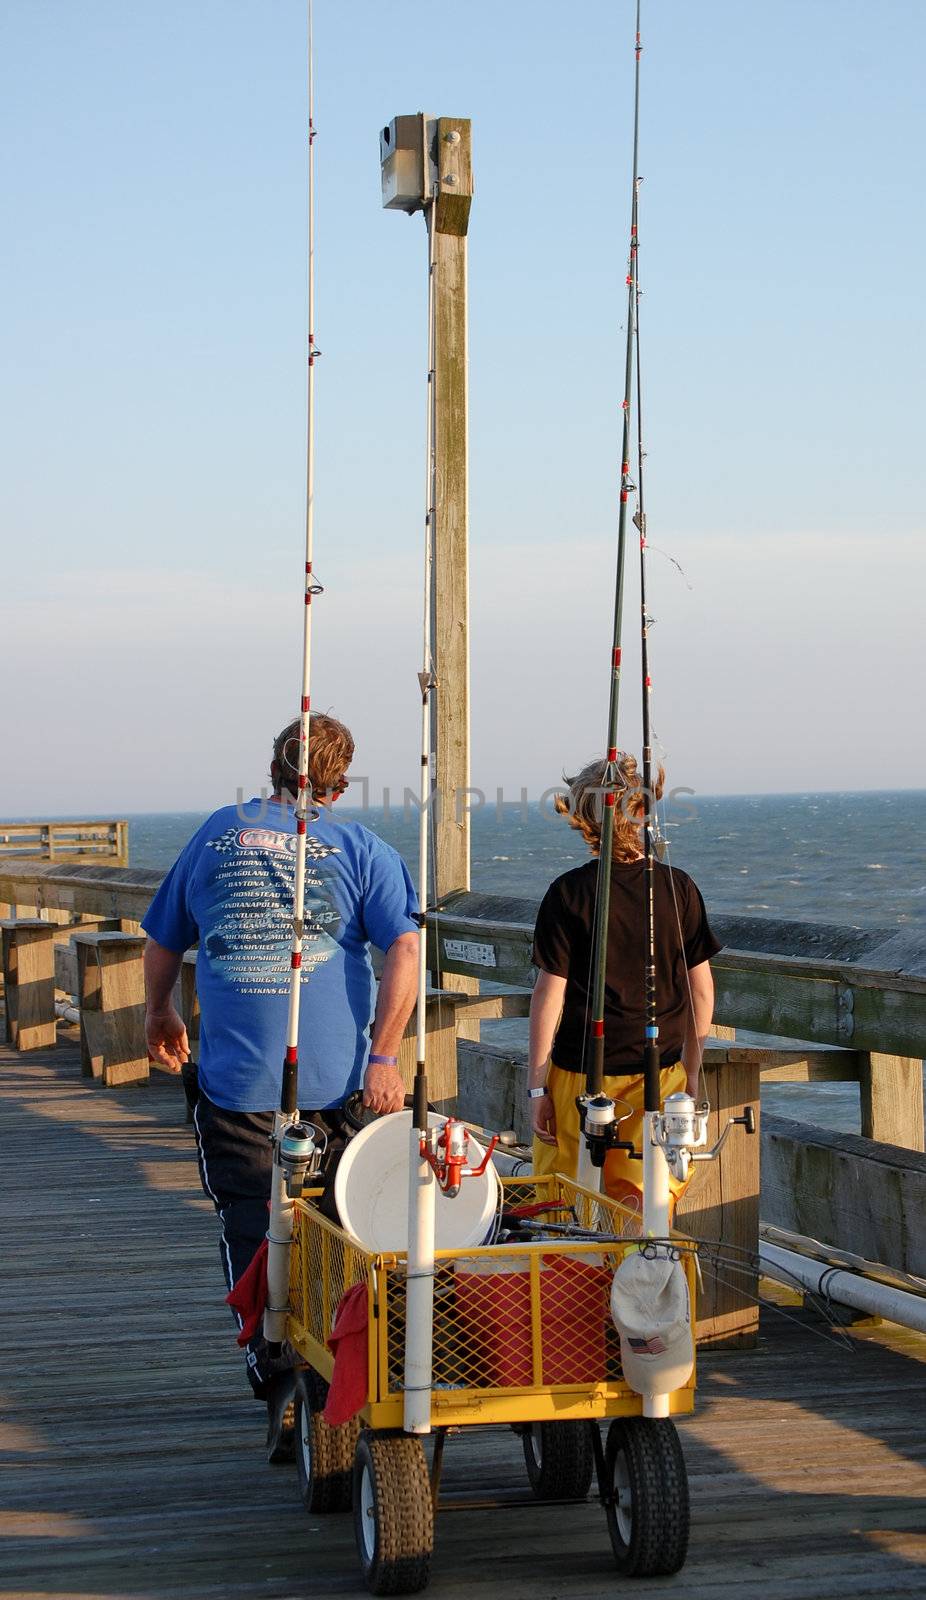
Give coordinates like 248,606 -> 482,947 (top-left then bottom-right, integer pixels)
399,993 -> 458,1102
1,919 -> 57,1051
859,1053 -> 925,1151
675,1055 -> 761,1348
73,932 -> 149,1086
180,952 -> 200,1053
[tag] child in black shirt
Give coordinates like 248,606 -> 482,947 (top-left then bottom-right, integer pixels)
529,755 -> 721,1219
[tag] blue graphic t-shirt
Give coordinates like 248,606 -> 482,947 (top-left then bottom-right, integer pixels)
141,799 -> 418,1112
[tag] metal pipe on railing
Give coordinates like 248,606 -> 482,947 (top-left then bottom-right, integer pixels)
760,1241 -> 926,1335
760,1223 -> 926,1300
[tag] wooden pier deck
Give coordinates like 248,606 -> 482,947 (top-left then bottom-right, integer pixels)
2,1031 -> 925,1600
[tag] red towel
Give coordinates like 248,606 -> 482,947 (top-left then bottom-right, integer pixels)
324,1283 -> 369,1425
226,1236 -> 269,1347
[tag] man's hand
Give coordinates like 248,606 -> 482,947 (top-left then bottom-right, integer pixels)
362,1058 -> 406,1116
365,931 -> 417,1114
146,1005 -> 190,1073
532,1090 -> 557,1147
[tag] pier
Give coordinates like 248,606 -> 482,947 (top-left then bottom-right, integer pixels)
4,5 -> 926,1590
4,95 -> 926,1596
4,855 -> 926,1349
2,1028 -> 925,1598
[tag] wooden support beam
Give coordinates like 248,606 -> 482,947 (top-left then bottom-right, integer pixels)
762,1113 -> 926,1277
54,920 -> 121,999
705,1044 -> 864,1082
431,117 -> 477,1035
399,993 -> 459,1102
457,1039 -> 531,1140
180,951 -> 201,1053
675,1057 -> 760,1350
858,1052 -> 925,1151
1,920 -> 57,1051
0,862 -> 162,924
73,932 -> 149,1087
711,949 -> 926,1061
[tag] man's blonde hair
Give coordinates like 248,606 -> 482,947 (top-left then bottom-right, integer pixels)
271,713 -> 355,801
554,754 -> 665,862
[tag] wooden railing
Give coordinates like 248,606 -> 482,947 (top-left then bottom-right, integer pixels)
2,862 -> 924,1325
426,889 -> 926,1143
0,821 -> 128,868
423,890 -> 926,1301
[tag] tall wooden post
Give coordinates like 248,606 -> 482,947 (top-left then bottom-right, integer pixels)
381,114 -> 477,1050
431,117 -> 472,901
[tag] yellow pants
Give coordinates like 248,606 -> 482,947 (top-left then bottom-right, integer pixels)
531,1060 -> 690,1220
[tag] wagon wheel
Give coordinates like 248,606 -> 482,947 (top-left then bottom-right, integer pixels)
522,1421 -> 595,1500
353,1429 -> 433,1596
603,1417 -> 690,1576
294,1368 -> 360,1514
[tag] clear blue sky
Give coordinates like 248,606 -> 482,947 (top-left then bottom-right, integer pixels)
2,1 -> 924,812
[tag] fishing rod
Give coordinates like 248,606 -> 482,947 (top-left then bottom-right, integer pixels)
629,169 -> 756,1230
576,1 -> 643,1184
577,6 -> 756,1232
264,0 -> 323,1351
631,168 -> 668,1231
402,164 -> 498,1430
403,193 -> 439,1435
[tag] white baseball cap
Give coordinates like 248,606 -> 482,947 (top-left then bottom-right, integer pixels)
610,1249 -> 694,1397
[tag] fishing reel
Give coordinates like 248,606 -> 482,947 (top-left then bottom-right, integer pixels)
576,1093 -> 638,1169
420,1117 -> 498,1199
275,1118 -> 327,1198
652,1092 -> 756,1182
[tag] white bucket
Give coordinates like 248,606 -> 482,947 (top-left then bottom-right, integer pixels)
333,1110 -> 499,1253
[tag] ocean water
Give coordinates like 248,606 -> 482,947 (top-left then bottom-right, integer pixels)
124,791 -> 925,1137
128,789 -> 926,930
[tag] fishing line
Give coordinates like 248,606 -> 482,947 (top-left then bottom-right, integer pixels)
693,1234 -> 857,1346
695,1252 -> 856,1354
641,698 -> 706,1101
761,1225 -> 926,1297
647,546 -> 693,589
584,0 -> 643,1105
632,156 -> 663,1127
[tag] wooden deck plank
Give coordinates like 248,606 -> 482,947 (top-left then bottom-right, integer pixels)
1,1031 -> 925,1599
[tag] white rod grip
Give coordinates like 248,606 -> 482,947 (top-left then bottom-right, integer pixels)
263,1117 -> 295,1346
403,1124 -> 436,1434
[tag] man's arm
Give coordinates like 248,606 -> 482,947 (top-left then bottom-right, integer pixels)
528,969 -> 566,1145
144,937 -> 190,1074
682,959 -> 714,1099
364,930 -> 418,1114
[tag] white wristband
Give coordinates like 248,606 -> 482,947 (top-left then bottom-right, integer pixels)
527,1085 -> 550,1100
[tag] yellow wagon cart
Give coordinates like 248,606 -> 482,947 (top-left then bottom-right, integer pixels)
286,1172 -> 697,1595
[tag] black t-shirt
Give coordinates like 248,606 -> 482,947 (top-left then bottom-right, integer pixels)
531,859 -> 722,1074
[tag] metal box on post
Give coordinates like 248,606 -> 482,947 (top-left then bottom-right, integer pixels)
380,113 -> 437,212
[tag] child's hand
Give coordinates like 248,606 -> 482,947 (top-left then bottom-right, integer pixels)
532,1092 -> 557,1146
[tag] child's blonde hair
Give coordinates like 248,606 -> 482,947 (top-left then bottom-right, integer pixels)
554,754 -> 665,862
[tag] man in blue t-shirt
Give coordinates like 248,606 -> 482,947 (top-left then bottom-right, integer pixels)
141,713 -> 418,1451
